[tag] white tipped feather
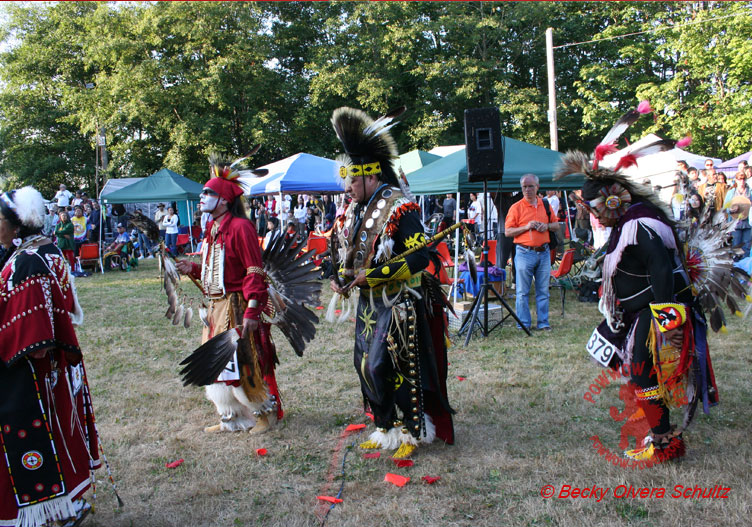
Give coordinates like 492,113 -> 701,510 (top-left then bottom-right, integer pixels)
163,256 -> 179,284
172,304 -> 184,325
198,306 -> 209,327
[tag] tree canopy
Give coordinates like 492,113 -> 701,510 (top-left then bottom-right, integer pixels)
0,1 -> 749,197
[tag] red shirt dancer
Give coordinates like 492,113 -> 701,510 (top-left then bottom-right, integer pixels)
177,155 -> 279,435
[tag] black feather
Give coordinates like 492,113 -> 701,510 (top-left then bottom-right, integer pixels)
599,109 -> 641,147
179,329 -> 240,386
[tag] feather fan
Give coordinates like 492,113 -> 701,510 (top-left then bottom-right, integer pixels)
179,328 -> 245,386
262,233 -> 323,356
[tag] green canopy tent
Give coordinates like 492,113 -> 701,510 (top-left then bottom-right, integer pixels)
406,138 -> 583,193
406,139 -> 584,302
102,168 -> 204,255
397,149 -> 442,174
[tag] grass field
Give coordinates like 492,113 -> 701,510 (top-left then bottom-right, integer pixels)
74,259 -> 751,527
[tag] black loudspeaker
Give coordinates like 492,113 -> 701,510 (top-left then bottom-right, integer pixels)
464,107 -> 504,183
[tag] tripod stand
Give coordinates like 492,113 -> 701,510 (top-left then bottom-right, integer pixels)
458,179 -> 531,345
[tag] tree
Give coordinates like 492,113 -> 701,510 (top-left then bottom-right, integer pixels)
573,1 -> 752,157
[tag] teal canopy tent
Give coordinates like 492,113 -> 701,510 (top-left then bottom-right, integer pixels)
406,138 -> 583,194
102,168 -> 203,203
102,168 -> 204,253
398,149 -> 442,174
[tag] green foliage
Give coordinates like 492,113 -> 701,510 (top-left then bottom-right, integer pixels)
574,1 -> 752,157
0,1 -> 750,198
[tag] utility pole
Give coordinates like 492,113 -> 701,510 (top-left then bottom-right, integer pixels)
545,27 -> 559,152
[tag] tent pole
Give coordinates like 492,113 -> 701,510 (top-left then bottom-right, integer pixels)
564,191 -> 577,242
98,192 -> 105,274
453,191 -> 460,304
187,199 -> 194,252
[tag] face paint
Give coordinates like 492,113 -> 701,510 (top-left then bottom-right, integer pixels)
200,190 -> 219,212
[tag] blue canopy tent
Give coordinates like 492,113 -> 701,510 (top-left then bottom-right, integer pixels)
241,153 -> 341,196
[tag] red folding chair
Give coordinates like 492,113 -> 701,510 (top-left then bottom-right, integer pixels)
436,242 -> 454,268
304,236 -> 328,266
175,233 -> 190,255
550,249 -> 575,315
77,243 -> 101,273
486,239 -> 497,267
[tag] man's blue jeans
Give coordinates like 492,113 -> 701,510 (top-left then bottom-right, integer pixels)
514,244 -> 551,329
732,223 -> 752,259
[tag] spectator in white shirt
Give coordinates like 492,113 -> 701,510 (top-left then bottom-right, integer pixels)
293,196 -> 307,226
163,206 -> 180,255
468,193 -> 483,234
54,184 -> 73,208
545,191 -> 560,218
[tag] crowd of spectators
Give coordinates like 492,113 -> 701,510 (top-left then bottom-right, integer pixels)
248,193 -> 345,239
670,158 -> 752,259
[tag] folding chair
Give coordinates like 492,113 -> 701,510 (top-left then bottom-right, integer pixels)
304,235 -> 329,266
175,233 -> 190,255
77,243 -> 101,273
436,242 -> 454,268
550,249 -> 575,316
486,239 -> 497,267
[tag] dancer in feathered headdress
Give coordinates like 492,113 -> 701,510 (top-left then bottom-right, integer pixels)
163,149 -> 320,435
556,101 -> 750,464
328,106 -> 454,459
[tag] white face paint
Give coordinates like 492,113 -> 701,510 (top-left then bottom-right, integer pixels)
200,190 -> 219,213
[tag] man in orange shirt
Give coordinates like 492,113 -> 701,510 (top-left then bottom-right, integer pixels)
504,174 -> 559,331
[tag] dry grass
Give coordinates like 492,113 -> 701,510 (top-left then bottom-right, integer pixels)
74,260 -> 752,527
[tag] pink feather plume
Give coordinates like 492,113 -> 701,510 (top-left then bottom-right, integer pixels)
676,136 -> 692,149
637,100 -> 652,114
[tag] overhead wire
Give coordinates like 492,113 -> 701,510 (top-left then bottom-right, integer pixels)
553,12 -> 745,50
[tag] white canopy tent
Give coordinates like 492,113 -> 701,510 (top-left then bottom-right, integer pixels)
601,133 -> 722,200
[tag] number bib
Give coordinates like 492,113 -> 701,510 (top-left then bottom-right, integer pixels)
586,326 -> 618,367
216,351 -> 240,383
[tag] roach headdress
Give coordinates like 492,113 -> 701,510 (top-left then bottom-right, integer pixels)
331,106 -> 406,188
206,147 -> 268,202
554,101 -> 683,221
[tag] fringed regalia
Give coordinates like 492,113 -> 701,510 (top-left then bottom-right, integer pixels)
557,100 -> 750,463
597,203 -> 717,445
332,186 -> 454,452
187,213 -> 281,431
0,241 -> 100,527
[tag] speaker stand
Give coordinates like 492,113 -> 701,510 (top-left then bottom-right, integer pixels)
457,179 -> 531,345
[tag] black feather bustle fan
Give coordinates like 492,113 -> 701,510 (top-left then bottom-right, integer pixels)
179,328 -> 251,386
262,232 -> 323,356
331,106 -> 405,187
